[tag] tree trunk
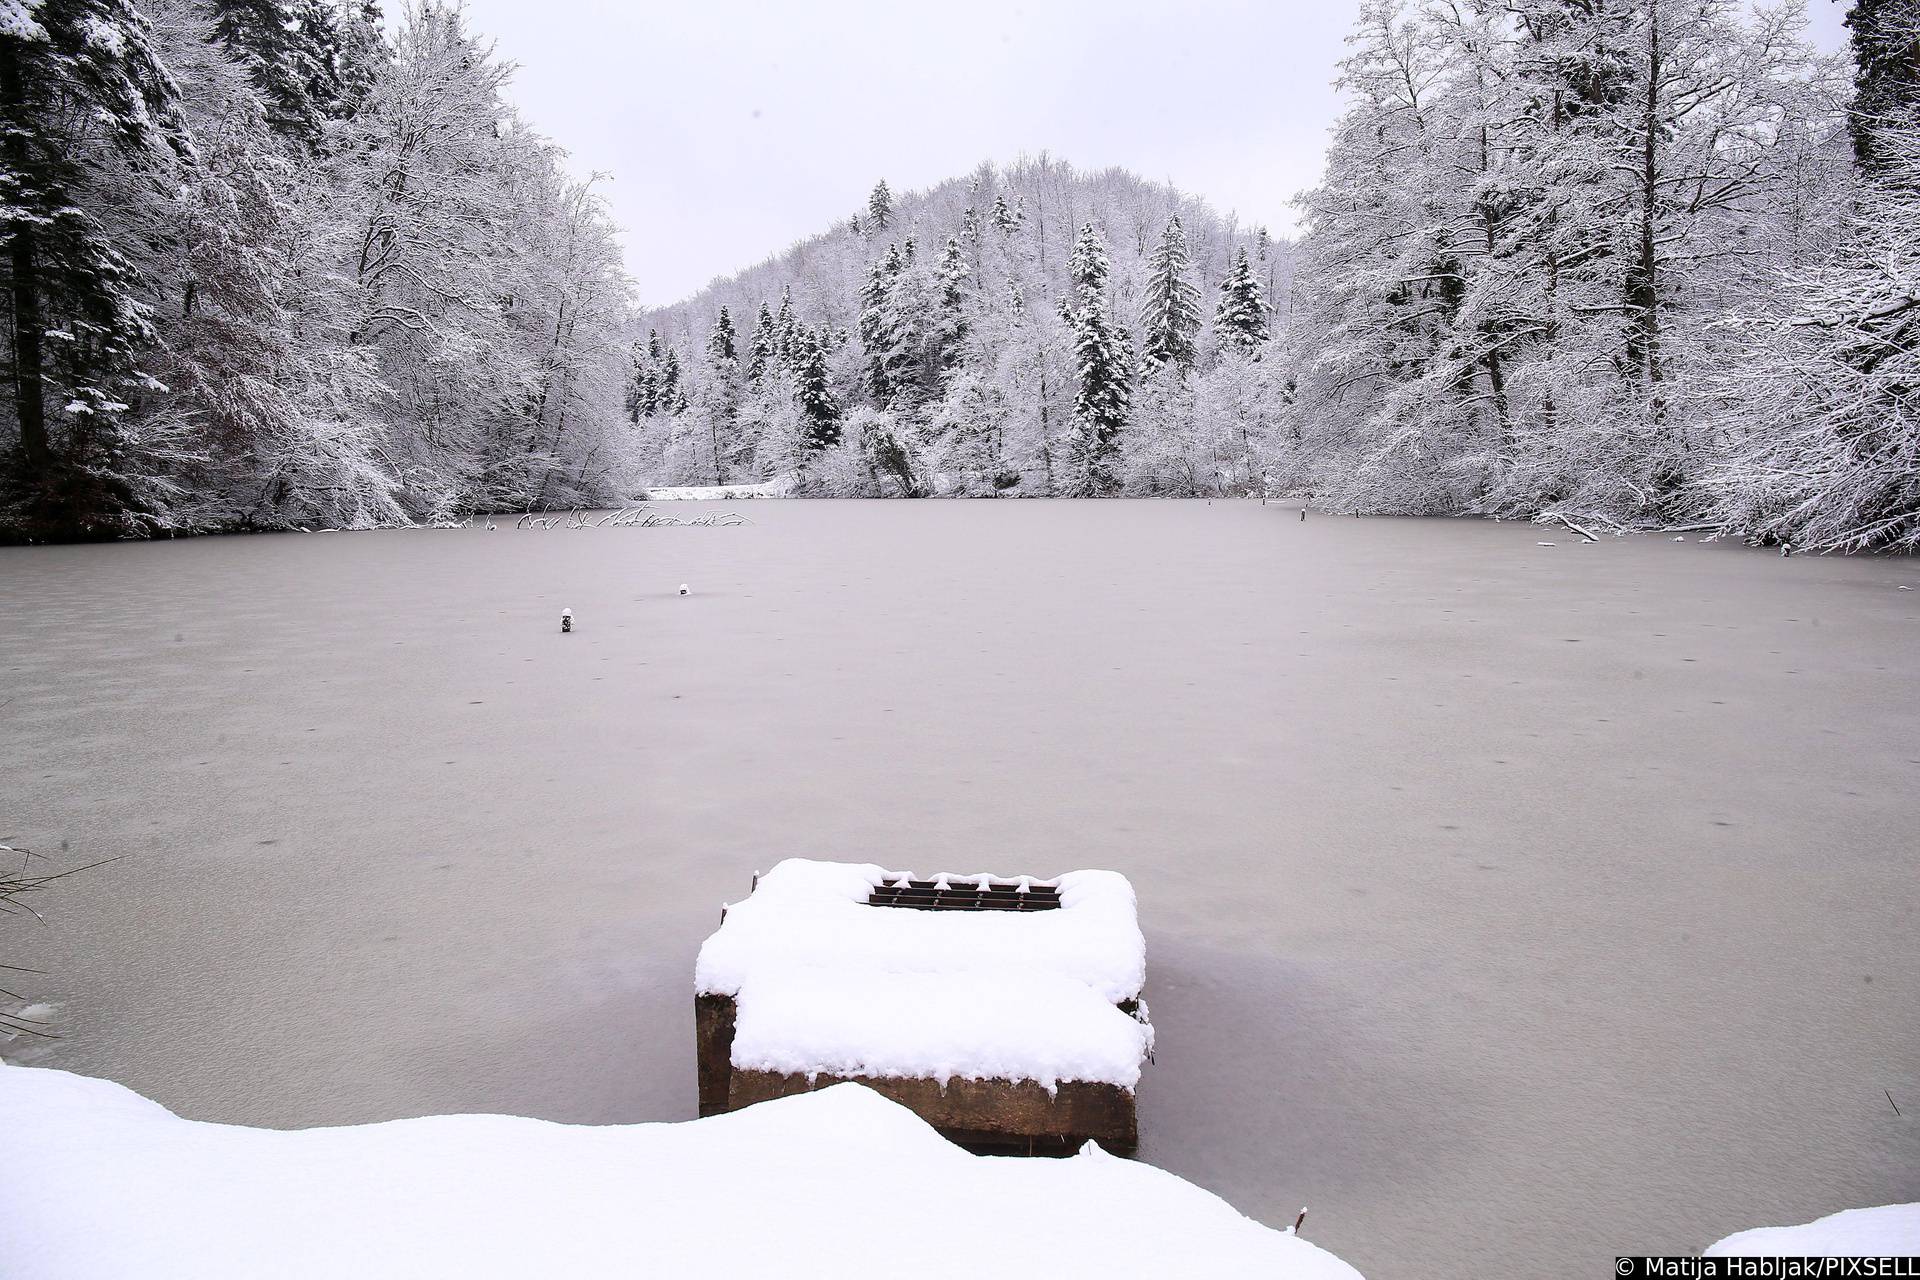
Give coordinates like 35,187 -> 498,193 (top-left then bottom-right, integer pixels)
1,46 -> 49,472
1627,0 -> 1666,415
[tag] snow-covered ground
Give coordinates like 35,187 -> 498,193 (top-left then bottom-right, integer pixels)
2,500 -> 1915,1279
0,1065 -> 1361,1279
1706,1204 -> 1920,1256
700,859 -> 1150,1089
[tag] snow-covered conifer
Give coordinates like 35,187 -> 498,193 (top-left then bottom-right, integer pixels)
0,0 -> 191,533
1140,215 -> 1202,374
793,327 -> 839,449
746,303 -> 776,382
708,306 -> 737,364
1213,249 -> 1269,355
1060,222 -> 1130,495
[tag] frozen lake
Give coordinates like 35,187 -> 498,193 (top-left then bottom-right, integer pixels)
3,500 -> 1916,1278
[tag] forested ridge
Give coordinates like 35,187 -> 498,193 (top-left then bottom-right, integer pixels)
4,0 -> 1918,549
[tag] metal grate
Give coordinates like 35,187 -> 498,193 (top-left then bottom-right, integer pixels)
865,874 -> 1062,912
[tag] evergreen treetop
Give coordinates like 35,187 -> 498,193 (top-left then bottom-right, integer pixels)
1214,248 -> 1269,354
707,305 -> 737,363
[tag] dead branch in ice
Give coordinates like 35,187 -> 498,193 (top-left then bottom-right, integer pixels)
1536,511 -> 1599,543
514,507 -> 753,531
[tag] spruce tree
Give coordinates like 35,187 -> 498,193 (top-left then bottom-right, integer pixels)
1140,215 -> 1202,374
208,0 -> 328,141
990,193 -> 1021,233
746,302 -> 776,382
859,245 -> 913,405
660,347 -> 682,409
933,235 -> 971,375
329,0 -> 388,119
773,286 -> 798,366
1847,0 -> 1920,186
629,329 -> 663,416
707,306 -> 737,363
859,255 -> 893,402
1214,248 -> 1270,354
1059,222 -> 1130,495
867,178 -> 892,230
794,327 -> 840,449
1,0 -> 188,531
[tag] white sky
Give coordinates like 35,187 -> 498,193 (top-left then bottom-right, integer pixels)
460,0 -> 1852,308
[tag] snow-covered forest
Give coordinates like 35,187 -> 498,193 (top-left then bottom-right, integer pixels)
4,0 -> 1918,548
635,159 -> 1293,501
636,0 -> 1920,549
0,0 -> 634,538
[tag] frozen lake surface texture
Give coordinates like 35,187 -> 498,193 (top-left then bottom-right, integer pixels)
2,500 -> 1915,1280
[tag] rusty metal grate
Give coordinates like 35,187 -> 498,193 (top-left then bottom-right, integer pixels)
865,875 -> 1062,912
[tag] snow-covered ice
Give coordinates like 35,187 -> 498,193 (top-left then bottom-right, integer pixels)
699,859 -> 1150,1089
0,1065 -> 1361,1280
1705,1204 -> 1920,1257
5,499 -> 1916,1280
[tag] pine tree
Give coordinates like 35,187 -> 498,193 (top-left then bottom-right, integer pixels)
707,305 -> 737,363
1140,215 -> 1202,374
746,302 -> 776,382
1214,248 -> 1269,354
1,0 -> 190,533
867,178 -> 892,230
1059,222 -> 1130,495
990,193 -> 1021,233
794,326 -> 840,449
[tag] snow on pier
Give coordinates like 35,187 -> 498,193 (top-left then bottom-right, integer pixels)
695,859 -> 1152,1150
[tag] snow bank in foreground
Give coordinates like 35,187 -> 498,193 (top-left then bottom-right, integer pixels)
697,860 -> 1150,1088
0,1067 -> 1362,1280
1705,1204 -> 1920,1257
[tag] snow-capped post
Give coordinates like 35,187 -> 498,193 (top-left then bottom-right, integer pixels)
560,608 -> 573,633
693,860 -> 1151,1154
1294,1208 -> 1309,1235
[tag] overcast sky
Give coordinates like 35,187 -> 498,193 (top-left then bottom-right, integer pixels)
460,0 -> 1852,308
